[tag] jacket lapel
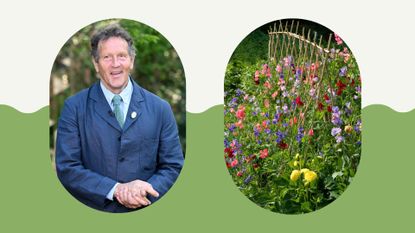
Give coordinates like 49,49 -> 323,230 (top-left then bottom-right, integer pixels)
89,82 -> 122,132
123,81 -> 144,132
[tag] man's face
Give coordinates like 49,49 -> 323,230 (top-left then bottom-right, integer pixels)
93,37 -> 134,94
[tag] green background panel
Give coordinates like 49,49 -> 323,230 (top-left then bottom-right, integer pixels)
0,104 -> 413,232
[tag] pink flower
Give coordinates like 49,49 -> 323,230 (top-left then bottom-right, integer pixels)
254,70 -> 260,79
264,81 -> 272,89
231,159 -> 238,167
259,148 -> 269,159
334,33 -> 343,45
276,64 -> 282,73
310,63 -> 319,71
254,71 -> 260,84
255,123 -> 262,132
261,64 -> 269,75
264,99 -> 270,108
236,106 -> 245,120
308,129 -> 314,136
271,91 -> 279,99
235,120 -> 244,129
283,57 -> 290,67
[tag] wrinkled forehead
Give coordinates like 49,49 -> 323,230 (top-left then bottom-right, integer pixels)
97,36 -> 130,53
98,36 -> 128,47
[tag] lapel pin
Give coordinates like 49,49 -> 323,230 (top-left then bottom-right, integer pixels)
131,111 -> 137,119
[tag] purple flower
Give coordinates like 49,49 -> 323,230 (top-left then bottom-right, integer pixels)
354,120 -> 362,133
276,130 -> 286,143
331,106 -> 343,126
335,135 -> 344,143
244,175 -> 253,184
228,124 -> 236,132
331,127 -> 342,136
282,105 -> 288,113
339,66 -> 347,77
224,139 -> 229,147
296,127 -> 304,143
254,127 -> 260,137
236,89 -> 244,97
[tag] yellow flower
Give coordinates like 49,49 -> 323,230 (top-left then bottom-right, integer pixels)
303,170 -> 318,184
293,161 -> 299,167
295,153 -> 300,160
300,168 -> 310,174
290,170 -> 301,182
344,125 -> 353,134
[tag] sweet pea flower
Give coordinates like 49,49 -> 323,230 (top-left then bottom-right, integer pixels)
259,148 -> 269,159
334,33 -> 343,45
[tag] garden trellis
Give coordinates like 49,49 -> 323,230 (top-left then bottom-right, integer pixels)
267,20 -> 337,146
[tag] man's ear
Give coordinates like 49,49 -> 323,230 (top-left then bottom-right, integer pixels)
129,57 -> 135,70
92,58 -> 99,73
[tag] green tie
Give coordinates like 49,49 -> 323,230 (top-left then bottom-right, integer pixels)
112,94 -> 124,128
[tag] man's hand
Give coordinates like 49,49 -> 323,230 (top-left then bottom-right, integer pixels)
114,180 -> 159,209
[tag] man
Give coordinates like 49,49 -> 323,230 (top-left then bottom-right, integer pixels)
56,24 -> 184,213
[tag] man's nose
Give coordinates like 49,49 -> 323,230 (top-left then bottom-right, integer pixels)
111,58 -> 121,67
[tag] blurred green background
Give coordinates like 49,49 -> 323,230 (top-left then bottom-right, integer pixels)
49,19 -> 186,161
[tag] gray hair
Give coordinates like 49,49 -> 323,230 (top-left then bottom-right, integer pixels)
90,24 -> 136,62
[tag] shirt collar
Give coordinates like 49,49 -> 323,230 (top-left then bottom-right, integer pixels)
100,78 -> 133,107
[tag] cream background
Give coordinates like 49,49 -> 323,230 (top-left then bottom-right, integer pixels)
0,0 -> 414,113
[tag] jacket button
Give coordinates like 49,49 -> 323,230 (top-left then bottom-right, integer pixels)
119,157 -> 124,162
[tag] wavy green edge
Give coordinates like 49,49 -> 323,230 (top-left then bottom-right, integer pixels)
0,104 -> 414,232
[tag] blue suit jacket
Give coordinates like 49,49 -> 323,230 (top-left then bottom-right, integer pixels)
56,80 -> 184,213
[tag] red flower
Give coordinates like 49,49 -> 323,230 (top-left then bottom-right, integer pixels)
259,148 -> 269,159
327,106 -> 332,113
253,163 -> 259,169
289,116 -> 298,126
226,162 -> 231,168
317,102 -> 324,111
324,94 -> 330,101
336,80 -> 347,96
224,147 -> 234,158
278,141 -> 288,150
237,171 -> 243,177
295,96 -> 304,106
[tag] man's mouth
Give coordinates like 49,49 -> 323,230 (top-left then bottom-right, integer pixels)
110,71 -> 123,77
